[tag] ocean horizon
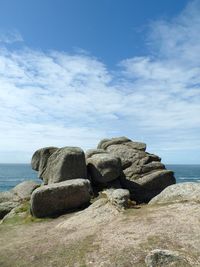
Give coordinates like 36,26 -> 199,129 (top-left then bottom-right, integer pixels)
0,163 -> 199,192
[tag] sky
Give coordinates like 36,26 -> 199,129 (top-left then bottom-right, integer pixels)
0,0 -> 199,164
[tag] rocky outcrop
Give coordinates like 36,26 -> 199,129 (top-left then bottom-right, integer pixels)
41,147 -> 87,184
86,149 -> 122,184
145,249 -> 191,267
30,179 -> 91,218
26,136 -> 176,220
149,182 -> 200,205
97,137 -> 175,202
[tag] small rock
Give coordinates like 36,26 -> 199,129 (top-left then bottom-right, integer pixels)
103,188 -> 130,209
145,249 -> 191,267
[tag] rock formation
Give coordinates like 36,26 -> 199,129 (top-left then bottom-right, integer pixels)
0,136 -> 176,219
30,136 -> 176,217
97,136 -> 175,202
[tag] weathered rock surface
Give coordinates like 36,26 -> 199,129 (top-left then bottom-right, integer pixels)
0,191 -> 19,203
0,201 -> 19,219
97,136 -> 146,151
145,249 -> 191,267
97,136 -> 175,202
149,182 -> 200,205
41,147 -> 87,184
12,180 -> 39,200
0,181 -> 39,219
86,149 -> 122,184
31,179 -> 91,218
85,148 -> 106,159
31,146 -> 58,178
102,188 -> 130,209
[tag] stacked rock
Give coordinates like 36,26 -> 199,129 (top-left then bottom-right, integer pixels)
27,136 -> 175,218
96,137 -> 175,202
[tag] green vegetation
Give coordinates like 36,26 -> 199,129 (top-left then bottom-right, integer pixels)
1,201 -> 50,225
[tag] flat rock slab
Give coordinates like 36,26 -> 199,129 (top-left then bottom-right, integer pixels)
149,182 -> 200,205
31,179 -> 91,218
97,136 -> 146,151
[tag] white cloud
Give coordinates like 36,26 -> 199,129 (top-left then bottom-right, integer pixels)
0,1 -> 200,163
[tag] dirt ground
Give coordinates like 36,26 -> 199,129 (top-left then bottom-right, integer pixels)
0,199 -> 200,267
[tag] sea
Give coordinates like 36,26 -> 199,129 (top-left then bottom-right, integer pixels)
0,164 -> 199,192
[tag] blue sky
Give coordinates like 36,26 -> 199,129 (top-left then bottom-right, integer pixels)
0,0 -> 188,65
0,0 -> 200,164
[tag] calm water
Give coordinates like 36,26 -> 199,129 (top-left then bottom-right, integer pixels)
0,164 -> 199,192
0,164 -> 39,192
167,164 -> 200,183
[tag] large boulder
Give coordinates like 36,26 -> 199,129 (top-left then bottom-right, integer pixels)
41,147 -> 87,184
86,149 -> 122,184
31,179 -> 91,218
12,180 -> 39,200
97,137 -> 175,202
149,182 -> 200,205
31,147 -> 58,179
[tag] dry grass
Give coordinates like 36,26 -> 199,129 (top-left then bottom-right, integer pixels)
0,200 -> 200,267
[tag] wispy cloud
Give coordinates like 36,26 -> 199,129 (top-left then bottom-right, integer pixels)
0,1 -> 200,163
0,29 -> 23,44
